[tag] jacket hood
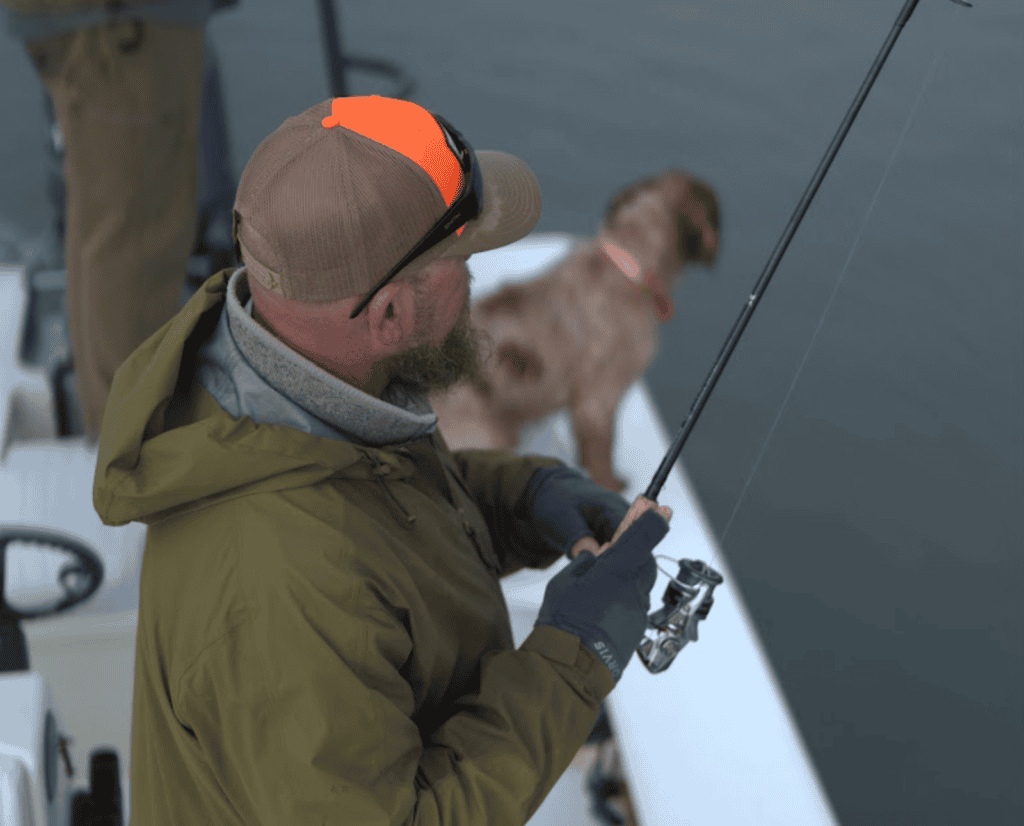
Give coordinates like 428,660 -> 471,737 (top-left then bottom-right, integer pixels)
92,266 -> 442,527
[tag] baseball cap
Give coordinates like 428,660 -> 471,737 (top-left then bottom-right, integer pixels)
232,95 -> 543,304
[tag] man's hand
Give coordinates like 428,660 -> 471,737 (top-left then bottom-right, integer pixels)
516,465 -> 632,561
570,496 -> 672,559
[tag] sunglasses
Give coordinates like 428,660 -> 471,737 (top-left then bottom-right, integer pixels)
349,114 -> 483,319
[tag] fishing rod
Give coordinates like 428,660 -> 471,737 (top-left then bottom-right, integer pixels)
636,0 -> 972,674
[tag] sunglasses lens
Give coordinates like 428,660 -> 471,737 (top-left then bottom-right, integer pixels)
441,128 -> 462,161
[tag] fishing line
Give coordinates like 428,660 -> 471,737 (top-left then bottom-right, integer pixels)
719,36 -> 949,546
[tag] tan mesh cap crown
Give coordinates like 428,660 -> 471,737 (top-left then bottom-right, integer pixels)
232,96 -> 543,304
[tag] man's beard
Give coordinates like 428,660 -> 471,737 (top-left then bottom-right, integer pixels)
377,297 -> 488,395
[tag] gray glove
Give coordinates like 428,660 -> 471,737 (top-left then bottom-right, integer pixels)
534,509 -> 670,684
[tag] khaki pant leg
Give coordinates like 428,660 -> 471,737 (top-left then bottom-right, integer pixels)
24,21 -> 205,441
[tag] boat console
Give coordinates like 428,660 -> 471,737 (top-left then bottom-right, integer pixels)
1,526 -> 123,826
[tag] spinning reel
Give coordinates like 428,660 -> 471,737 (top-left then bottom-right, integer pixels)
637,557 -> 723,674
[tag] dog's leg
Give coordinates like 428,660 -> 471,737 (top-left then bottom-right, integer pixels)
577,429 -> 627,494
569,385 -> 629,494
430,382 -> 522,452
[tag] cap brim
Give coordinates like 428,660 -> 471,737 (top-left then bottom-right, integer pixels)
398,150 -> 543,273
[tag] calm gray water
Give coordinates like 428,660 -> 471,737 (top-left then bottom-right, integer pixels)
1,0 -> 1021,823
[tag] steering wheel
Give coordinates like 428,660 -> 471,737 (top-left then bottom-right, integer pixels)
0,527 -> 104,621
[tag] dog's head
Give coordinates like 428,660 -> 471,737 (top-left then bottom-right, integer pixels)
602,169 -> 721,273
599,169 -> 721,322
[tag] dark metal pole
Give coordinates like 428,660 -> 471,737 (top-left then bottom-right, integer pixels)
318,0 -> 348,98
315,0 -> 417,101
644,0 -> 934,502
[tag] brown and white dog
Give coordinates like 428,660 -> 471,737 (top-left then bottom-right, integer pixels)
429,169 -> 721,493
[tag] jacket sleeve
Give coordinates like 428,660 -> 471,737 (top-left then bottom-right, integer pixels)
176,564 -> 616,826
447,447 -> 569,578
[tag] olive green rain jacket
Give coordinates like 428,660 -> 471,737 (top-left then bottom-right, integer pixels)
91,267 -> 616,826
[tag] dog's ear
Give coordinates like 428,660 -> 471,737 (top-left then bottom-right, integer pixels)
676,178 -> 721,267
682,226 -> 702,261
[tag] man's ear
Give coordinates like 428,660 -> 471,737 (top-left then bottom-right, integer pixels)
365,280 -> 418,350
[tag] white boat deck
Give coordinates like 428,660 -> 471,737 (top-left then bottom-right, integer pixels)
2,234 -> 839,825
